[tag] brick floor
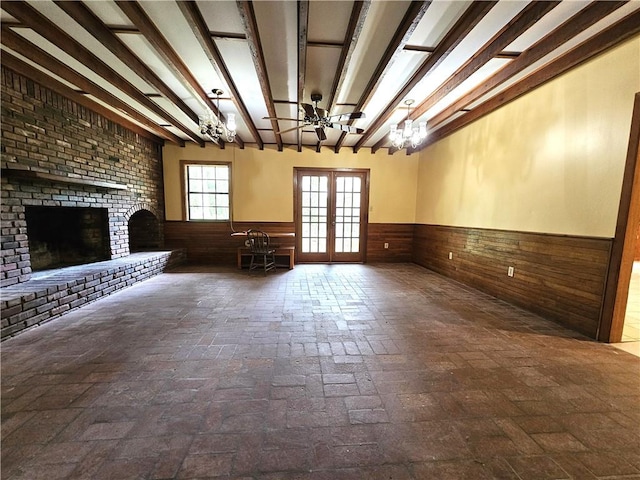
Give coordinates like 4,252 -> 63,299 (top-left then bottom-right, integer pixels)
2,263 -> 639,479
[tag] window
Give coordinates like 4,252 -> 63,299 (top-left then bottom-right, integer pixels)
184,163 -> 230,221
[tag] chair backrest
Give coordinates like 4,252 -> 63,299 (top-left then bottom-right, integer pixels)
247,230 -> 271,253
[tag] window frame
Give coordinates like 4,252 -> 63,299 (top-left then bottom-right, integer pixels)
180,160 -> 232,222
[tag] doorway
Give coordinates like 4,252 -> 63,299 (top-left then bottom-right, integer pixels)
294,168 -> 369,263
600,92 -> 640,343
621,222 -> 640,342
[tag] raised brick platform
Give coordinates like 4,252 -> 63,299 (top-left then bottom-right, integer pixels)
0,250 -> 185,340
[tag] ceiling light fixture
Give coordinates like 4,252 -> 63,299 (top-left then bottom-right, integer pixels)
389,99 -> 427,150
199,89 -> 236,143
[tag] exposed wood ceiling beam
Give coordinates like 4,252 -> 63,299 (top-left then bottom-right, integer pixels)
114,1 -> 244,149
210,31 -> 246,41
308,40 -> 343,48
1,0 -> 203,147
321,0 -> 370,154
353,0 -> 497,153
387,145 -> 402,156
53,1 -> 199,126
333,0 -> 431,153
413,9 -> 640,153
498,51 -> 522,59
237,0 -> 283,152
403,45 -> 435,53
372,0 -> 561,153
404,46 -> 523,58
1,26 -> 184,146
178,1 -> 259,149
108,25 -> 140,34
426,0 -> 628,131
325,1 -> 370,115
402,44 -> 531,58
298,0 -> 309,153
2,52 -> 166,145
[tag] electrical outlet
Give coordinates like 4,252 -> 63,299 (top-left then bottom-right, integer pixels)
384,242 -> 389,249
448,252 -> 453,260
508,266 -> 514,277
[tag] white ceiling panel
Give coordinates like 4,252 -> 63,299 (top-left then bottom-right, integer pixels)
308,1 -> 354,44
304,46 -> 341,103
196,0 -> 246,36
254,1 -> 298,102
116,33 -> 196,102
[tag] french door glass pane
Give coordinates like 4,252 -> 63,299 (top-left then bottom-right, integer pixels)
301,175 -> 328,253
334,176 -> 361,254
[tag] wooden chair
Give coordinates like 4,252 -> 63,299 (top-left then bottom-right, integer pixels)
247,229 -> 277,275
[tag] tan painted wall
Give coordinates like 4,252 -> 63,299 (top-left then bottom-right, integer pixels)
416,37 -> 640,238
164,38 -> 639,234
163,144 -> 419,223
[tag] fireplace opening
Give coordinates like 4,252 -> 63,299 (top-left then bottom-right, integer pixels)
25,206 -> 110,271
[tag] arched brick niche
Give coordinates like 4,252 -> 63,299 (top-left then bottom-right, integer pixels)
126,204 -> 163,252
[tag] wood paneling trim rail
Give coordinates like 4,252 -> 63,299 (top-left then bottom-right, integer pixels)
412,224 -> 611,338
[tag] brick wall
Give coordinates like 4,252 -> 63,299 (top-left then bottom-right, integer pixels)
1,67 -> 166,287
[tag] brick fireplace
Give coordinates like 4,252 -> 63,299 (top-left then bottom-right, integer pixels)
1,67 -> 166,287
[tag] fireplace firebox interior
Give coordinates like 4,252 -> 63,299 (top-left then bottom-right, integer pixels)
25,206 -> 110,271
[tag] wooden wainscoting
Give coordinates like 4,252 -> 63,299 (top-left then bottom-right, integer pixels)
366,223 -> 415,263
413,224 -> 612,338
164,221 -> 295,265
164,221 -> 413,265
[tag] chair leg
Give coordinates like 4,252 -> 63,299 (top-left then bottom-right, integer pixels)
249,252 -> 277,275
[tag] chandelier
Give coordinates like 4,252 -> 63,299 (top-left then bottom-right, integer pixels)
389,99 -> 427,149
199,89 -> 236,143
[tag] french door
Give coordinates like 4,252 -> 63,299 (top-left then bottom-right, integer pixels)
294,168 -> 369,263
